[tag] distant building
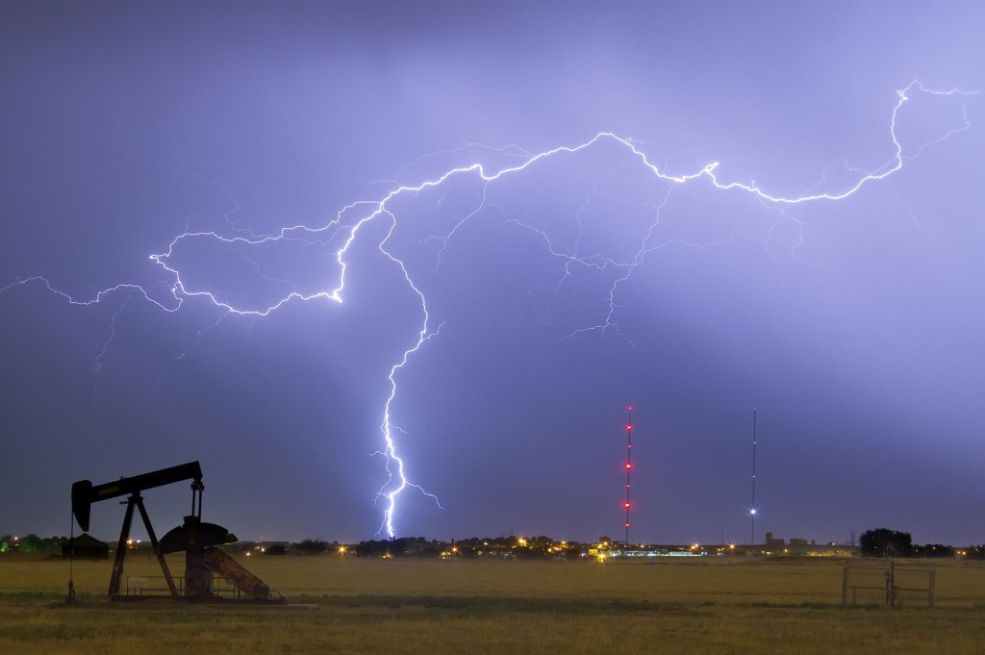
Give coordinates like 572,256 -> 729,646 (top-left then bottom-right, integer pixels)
765,532 -> 784,549
62,534 -> 109,559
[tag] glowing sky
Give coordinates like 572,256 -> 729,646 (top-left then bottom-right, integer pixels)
2,1 -> 984,545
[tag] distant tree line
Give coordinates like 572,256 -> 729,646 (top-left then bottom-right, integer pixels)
858,528 -> 975,558
0,534 -> 66,554
5,530 -> 985,559
212,535 -> 582,558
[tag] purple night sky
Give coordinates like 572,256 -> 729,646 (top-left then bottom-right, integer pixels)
2,1 -> 984,546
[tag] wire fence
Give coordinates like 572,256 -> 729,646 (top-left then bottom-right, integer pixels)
842,560 -> 935,608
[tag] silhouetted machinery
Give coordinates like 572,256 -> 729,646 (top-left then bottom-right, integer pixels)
70,461 -> 282,603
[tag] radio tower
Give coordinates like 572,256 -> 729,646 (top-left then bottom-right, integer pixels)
623,404 -> 633,547
749,409 -> 758,545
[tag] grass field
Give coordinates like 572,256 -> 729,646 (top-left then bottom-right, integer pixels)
2,554 -> 985,653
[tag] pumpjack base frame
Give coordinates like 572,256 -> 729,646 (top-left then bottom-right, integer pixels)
110,595 -> 287,604
54,598 -> 307,611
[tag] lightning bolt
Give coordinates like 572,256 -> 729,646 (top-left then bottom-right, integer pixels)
2,80 -> 977,537
372,209 -> 446,537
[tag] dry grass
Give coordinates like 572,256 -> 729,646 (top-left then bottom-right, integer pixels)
2,554 -> 985,654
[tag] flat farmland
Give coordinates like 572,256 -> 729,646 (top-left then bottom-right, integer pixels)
2,554 -> 984,653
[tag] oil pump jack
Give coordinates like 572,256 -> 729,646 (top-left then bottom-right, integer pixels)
70,461 -> 282,603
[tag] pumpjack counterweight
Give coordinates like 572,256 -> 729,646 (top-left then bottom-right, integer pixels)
69,461 -> 282,603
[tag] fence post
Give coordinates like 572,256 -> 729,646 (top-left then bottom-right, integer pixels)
929,568 -> 936,609
885,560 -> 896,606
891,560 -> 897,606
842,563 -> 849,606
884,562 -> 890,605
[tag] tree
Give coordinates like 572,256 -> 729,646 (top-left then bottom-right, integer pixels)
915,544 -> 954,558
16,534 -> 45,553
294,539 -> 328,555
859,529 -> 912,557
355,539 -> 392,557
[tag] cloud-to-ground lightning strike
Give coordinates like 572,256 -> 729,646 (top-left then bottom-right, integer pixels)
1,80 -> 978,537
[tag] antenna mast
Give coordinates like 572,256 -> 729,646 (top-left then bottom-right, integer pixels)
750,409 -> 758,545
624,404 -> 633,547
